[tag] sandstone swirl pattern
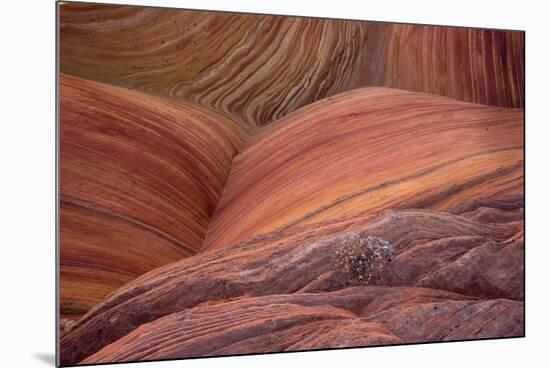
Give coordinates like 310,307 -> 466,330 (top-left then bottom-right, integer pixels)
60,3 -> 523,129
364,24 -> 524,108
59,89 -> 524,366
60,3 -> 370,127
203,88 -> 523,251
60,74 -> 246,317
58,3 -> 524,365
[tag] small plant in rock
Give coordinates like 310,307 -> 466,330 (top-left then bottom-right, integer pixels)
333,234 -> 395,283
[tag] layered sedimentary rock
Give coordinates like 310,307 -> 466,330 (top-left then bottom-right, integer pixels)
83,288 -> 522,363
61,204 -> 523,365
203,88 -> 523,251
59,3 -> 523,129
59,3 -> 370,127
58,3 -> 525,365
364,24 -> 525,108
60,74 -> 247,317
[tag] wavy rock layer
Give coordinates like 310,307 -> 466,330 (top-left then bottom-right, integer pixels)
364,24 -> 524,108
59,3 -> 370,127
59,3 -> 523,129
60,202 -> 523,364
84,288 -> 522,363
60,74 -> 247,317
203,88 -> 523,251
58,4 -> 524,364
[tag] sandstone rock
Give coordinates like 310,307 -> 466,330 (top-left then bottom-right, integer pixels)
60,74 -> 247,316
60,3 -> 523,128
203,88 -> 523,251
61,207 -> 523,365
82,287 -> 523,363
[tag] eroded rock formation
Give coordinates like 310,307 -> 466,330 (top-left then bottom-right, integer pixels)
60,3 -> 370,127
61,204 -> 523,364
364,24 -> 524,108
58,3 -> 524,365
60,3 -> 523,128
203,88 -> 523,251
60,74 -> 247,317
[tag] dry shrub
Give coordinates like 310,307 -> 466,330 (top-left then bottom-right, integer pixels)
333,234 -> 395,283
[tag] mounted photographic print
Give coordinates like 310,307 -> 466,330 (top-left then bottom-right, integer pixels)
57,1 -> 525,366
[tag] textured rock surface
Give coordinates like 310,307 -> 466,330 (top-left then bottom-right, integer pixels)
83,288 -> 522,363
60,74 -> 247,317
58,3 -> 524,365
203,88 -> 523,251
61,205 -> 524,365
58,85 -> 524,366
60,3 -> 523,128
60,3 -> 370,127
364,24 -> 524,108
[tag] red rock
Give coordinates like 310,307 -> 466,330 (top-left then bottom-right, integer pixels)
82,287 -> 522,363
57,5 -> 524,364
60,74 -> 247,317
61,206 -> 523,365
60,3 -> 523,128
203,88 -> 523,251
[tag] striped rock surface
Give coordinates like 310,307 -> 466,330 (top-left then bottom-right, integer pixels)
59,3 -> 370,127
83,288 -> 523,363
58,4 -> 525,364
364,23 -> 524,108
60,74 -> 247,317
203,87 -> 523,251
60,3 -> 523,129
60,202 -> 524,364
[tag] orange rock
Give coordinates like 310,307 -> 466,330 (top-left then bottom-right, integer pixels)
203,88 -> 523,251
60,3 -> 523,128
364,24 -> 524,108
58,4 -> 524,364
61,205 -> 523,365
81,288 -> 522,363
60,74 -> 247,316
